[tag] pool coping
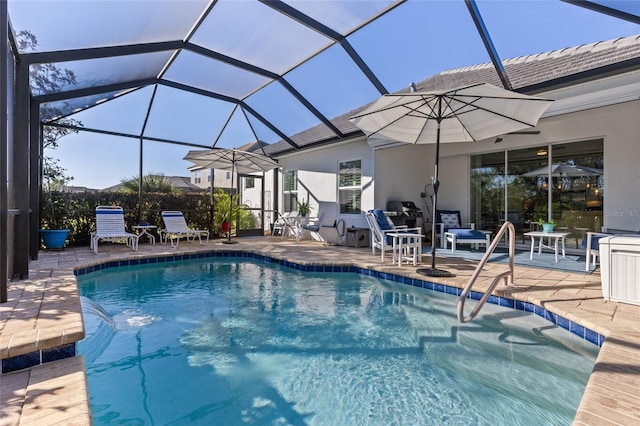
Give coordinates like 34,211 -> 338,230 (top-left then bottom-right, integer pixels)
1,240 -> 639,425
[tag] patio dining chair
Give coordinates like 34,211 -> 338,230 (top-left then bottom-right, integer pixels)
160,211 -> 210,248
91,205 -> 139,254
272,211 -> 298,238
276,211 -> 301,240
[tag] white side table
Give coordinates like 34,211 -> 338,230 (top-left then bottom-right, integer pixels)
524,231 -> 570,262
132,225 -> 157,245
388,232 -> 422,266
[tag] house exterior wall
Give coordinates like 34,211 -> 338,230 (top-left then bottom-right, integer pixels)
276,140 -> 375,236
435,99 -> 640,232
275,99 -> 640,237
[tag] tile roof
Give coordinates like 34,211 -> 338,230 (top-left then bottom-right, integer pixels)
266,34 -> 640,156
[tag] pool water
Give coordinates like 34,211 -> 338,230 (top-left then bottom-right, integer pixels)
78,258 -> 598,425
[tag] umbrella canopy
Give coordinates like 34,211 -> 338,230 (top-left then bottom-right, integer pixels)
183,148 -> 279,174
522,162 -> 602,177
349,83 -> 553,277
183,148 -> 279,242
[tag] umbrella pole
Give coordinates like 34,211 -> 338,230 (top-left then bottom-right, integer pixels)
229,157 -> 233,241
418,107 -> 454,278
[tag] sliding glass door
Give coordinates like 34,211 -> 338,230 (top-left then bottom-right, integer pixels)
471,139 -> 603,247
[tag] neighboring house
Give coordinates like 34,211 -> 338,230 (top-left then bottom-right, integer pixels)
188,141 -> 271,191
265,35 -> 640,243
189,167 -> 234,191
102,176 -> 204,193
60,186 -> 100,193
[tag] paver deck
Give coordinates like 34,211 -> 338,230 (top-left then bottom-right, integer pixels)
1,236 -> 638,425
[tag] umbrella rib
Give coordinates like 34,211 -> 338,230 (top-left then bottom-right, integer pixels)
364,104 -> 432,139
441,95 -> 544,128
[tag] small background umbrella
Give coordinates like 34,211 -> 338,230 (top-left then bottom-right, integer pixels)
183,148 -> 279,242
522,162 -> 602,177
350,83 -> 553,277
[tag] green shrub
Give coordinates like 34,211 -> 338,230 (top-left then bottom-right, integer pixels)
40,190 -> 218,247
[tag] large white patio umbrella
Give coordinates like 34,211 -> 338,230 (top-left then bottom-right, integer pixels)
349,82 -> 553,277
183,148 -> 279,242
522,162 -> 602,177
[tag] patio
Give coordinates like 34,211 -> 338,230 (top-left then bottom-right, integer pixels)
1,237 -> 638,425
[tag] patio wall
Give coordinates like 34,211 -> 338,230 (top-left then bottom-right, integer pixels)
276,139 -> 375,232
438,99 -> 640,233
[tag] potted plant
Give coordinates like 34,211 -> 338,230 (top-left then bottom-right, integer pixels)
213,188 -> 243,242
537,217 -> 557,232
298,200 -> 311,217
40,188 -> 72,250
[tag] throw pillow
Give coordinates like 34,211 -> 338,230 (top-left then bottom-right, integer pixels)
440,213 -> 460,229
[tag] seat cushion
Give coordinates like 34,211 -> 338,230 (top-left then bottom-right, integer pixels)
581,234 -> 610,250
303,224 -> 320,232
447,229 -> 487,240
371,209 -> 392,231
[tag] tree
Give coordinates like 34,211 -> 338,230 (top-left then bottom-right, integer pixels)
119,173 -> 178,194
17,30 -> 82,187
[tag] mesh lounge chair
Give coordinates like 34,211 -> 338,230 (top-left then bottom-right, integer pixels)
160,211 -> 210,248
91,205 -> 139,254
365,209 -> 422,262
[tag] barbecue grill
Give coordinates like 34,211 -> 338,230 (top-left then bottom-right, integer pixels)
385,200 -> 423,228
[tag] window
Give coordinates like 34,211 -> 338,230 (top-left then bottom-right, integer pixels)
208,169 -> 212,183
225,171 -> 231,180
339,159 -> 361,214
284,170 -> 298,213
245,177 -> 255,189
194,170 -> 201,184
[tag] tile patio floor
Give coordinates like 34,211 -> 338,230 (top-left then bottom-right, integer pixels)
1,236 -> 639,425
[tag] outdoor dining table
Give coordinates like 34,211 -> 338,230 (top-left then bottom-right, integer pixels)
524,230 -> 571,262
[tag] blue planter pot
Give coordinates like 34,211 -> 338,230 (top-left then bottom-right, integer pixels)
40,229 -> 71,249
541,223 -> 555,232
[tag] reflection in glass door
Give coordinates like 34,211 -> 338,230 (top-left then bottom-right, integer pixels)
507,146 -> 549,241
547,140 -> 604,248
471,139 -> 603,247
470,152 -> 505,233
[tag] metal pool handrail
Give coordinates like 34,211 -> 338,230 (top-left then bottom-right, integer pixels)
457,221 -> 516,323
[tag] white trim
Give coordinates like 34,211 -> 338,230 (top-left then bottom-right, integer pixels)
542,70 -> 640,118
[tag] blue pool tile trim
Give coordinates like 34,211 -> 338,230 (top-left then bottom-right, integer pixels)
42,343 -> 76,363
2,351 -> 40,373
74,250 -> 604,347
1,343 -> 76,374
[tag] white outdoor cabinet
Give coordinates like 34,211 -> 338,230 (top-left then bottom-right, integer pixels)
599,235 -> 640,305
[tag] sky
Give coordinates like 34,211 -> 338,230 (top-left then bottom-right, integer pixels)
11,0 -> 640,189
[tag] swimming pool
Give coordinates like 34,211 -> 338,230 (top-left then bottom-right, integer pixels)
78,257 -> 598,425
